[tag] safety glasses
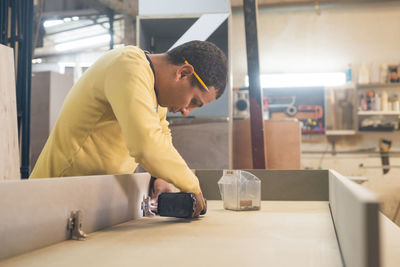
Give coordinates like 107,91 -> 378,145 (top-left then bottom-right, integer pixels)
184,60 -> 209,92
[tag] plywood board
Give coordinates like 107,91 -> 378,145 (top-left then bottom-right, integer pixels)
0,45 -> 20,180
0,173 -> 151,260
0,201 -> 342,267
232,119 -> 301,169
380,213 -> 400,267
329,169 -> 380,267
264,119 -> 301,169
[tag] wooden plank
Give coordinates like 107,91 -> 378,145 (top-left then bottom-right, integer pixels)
232,119 -> 253,169
0,201 -> 342,267
264,120 -> 301,169
196,169 -> 329,201
329,169 -> 380,267
232,119 -> 301,170
380,213 -> 400,267
0,173 -> 151,260
0,44 -> 20,180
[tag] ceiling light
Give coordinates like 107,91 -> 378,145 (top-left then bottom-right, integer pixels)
43,20 -> 64,28
55,34 -> 111,52
32,58 -> 42,64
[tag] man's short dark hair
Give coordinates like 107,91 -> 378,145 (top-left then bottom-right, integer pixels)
167,40 -> 227,99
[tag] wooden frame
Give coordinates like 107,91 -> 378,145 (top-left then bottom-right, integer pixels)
0,170 -> 389,266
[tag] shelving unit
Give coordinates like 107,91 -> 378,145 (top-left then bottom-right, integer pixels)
325,130 -> 357,136
356,83 -> 400,131
356,83 -> 400,89
358,111 -> 400,116
324,83 -> 400,134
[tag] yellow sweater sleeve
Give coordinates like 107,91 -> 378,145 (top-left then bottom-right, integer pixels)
104,50 -> 200,194
159,111 -> 172,141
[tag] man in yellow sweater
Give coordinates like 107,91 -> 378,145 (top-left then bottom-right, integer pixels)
30,41 -> 227,217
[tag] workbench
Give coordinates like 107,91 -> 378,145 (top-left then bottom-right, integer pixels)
1,170 -> 399,267
0,201 -> 341,267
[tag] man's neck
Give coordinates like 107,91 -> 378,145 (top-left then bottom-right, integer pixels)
147,54 -> 169,97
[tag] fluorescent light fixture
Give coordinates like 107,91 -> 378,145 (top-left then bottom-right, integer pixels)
55,34 -> 111,52
32,58 -> 42,64
43,20 -> 64,28
245,72 -> 346,88
58,62 -> 92,68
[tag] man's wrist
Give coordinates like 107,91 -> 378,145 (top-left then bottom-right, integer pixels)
149,176 -> 157,196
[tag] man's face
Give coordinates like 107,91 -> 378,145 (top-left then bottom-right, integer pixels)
165,83 -> 217,117
158,65 -> 217,116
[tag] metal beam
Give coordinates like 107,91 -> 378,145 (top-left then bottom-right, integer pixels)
243,0 -> 265,169
232,0 -> 400,7
95,0 -> 138,18
0,0 -> 8,45
19,0 -> 34,178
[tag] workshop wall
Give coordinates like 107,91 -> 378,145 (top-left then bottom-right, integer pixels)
230,2 -> 400,181
231,2 -> 400,87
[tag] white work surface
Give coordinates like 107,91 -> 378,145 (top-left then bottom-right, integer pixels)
1,201 -> 342,267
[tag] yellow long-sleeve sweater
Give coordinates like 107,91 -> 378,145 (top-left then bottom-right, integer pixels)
30,46 -> 200,194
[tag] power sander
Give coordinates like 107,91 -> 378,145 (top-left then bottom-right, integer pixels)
141,177 -> 207,218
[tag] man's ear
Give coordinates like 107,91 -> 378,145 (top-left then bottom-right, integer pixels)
175,64 -> 194,81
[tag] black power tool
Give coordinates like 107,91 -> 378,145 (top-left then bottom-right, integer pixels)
157,192 -> 207,218
142,177 -> 207,218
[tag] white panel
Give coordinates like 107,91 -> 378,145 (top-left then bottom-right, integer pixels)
139,0 -> 230,15
169,13 -> 229,51
0,45 -> 20,180
0,173 -> 151,260
329,169 -> 380,267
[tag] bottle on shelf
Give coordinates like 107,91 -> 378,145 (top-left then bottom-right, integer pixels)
360,93 -> 367,111
379,64 -> 388,84
393,95 -> 400,112
370,62 -> 380,84
346,64 -> 353,83
381,90 -> 388,111
367,90 -> 375,110
358,63 -> 370,84
389,65 -> 399,83
375,93 -> 381,111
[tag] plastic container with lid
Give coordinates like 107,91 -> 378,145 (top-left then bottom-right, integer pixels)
218,170 -> 261,211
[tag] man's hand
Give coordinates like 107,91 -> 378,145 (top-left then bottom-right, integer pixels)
193,191 -> 206,218
152,178 -> 173,200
